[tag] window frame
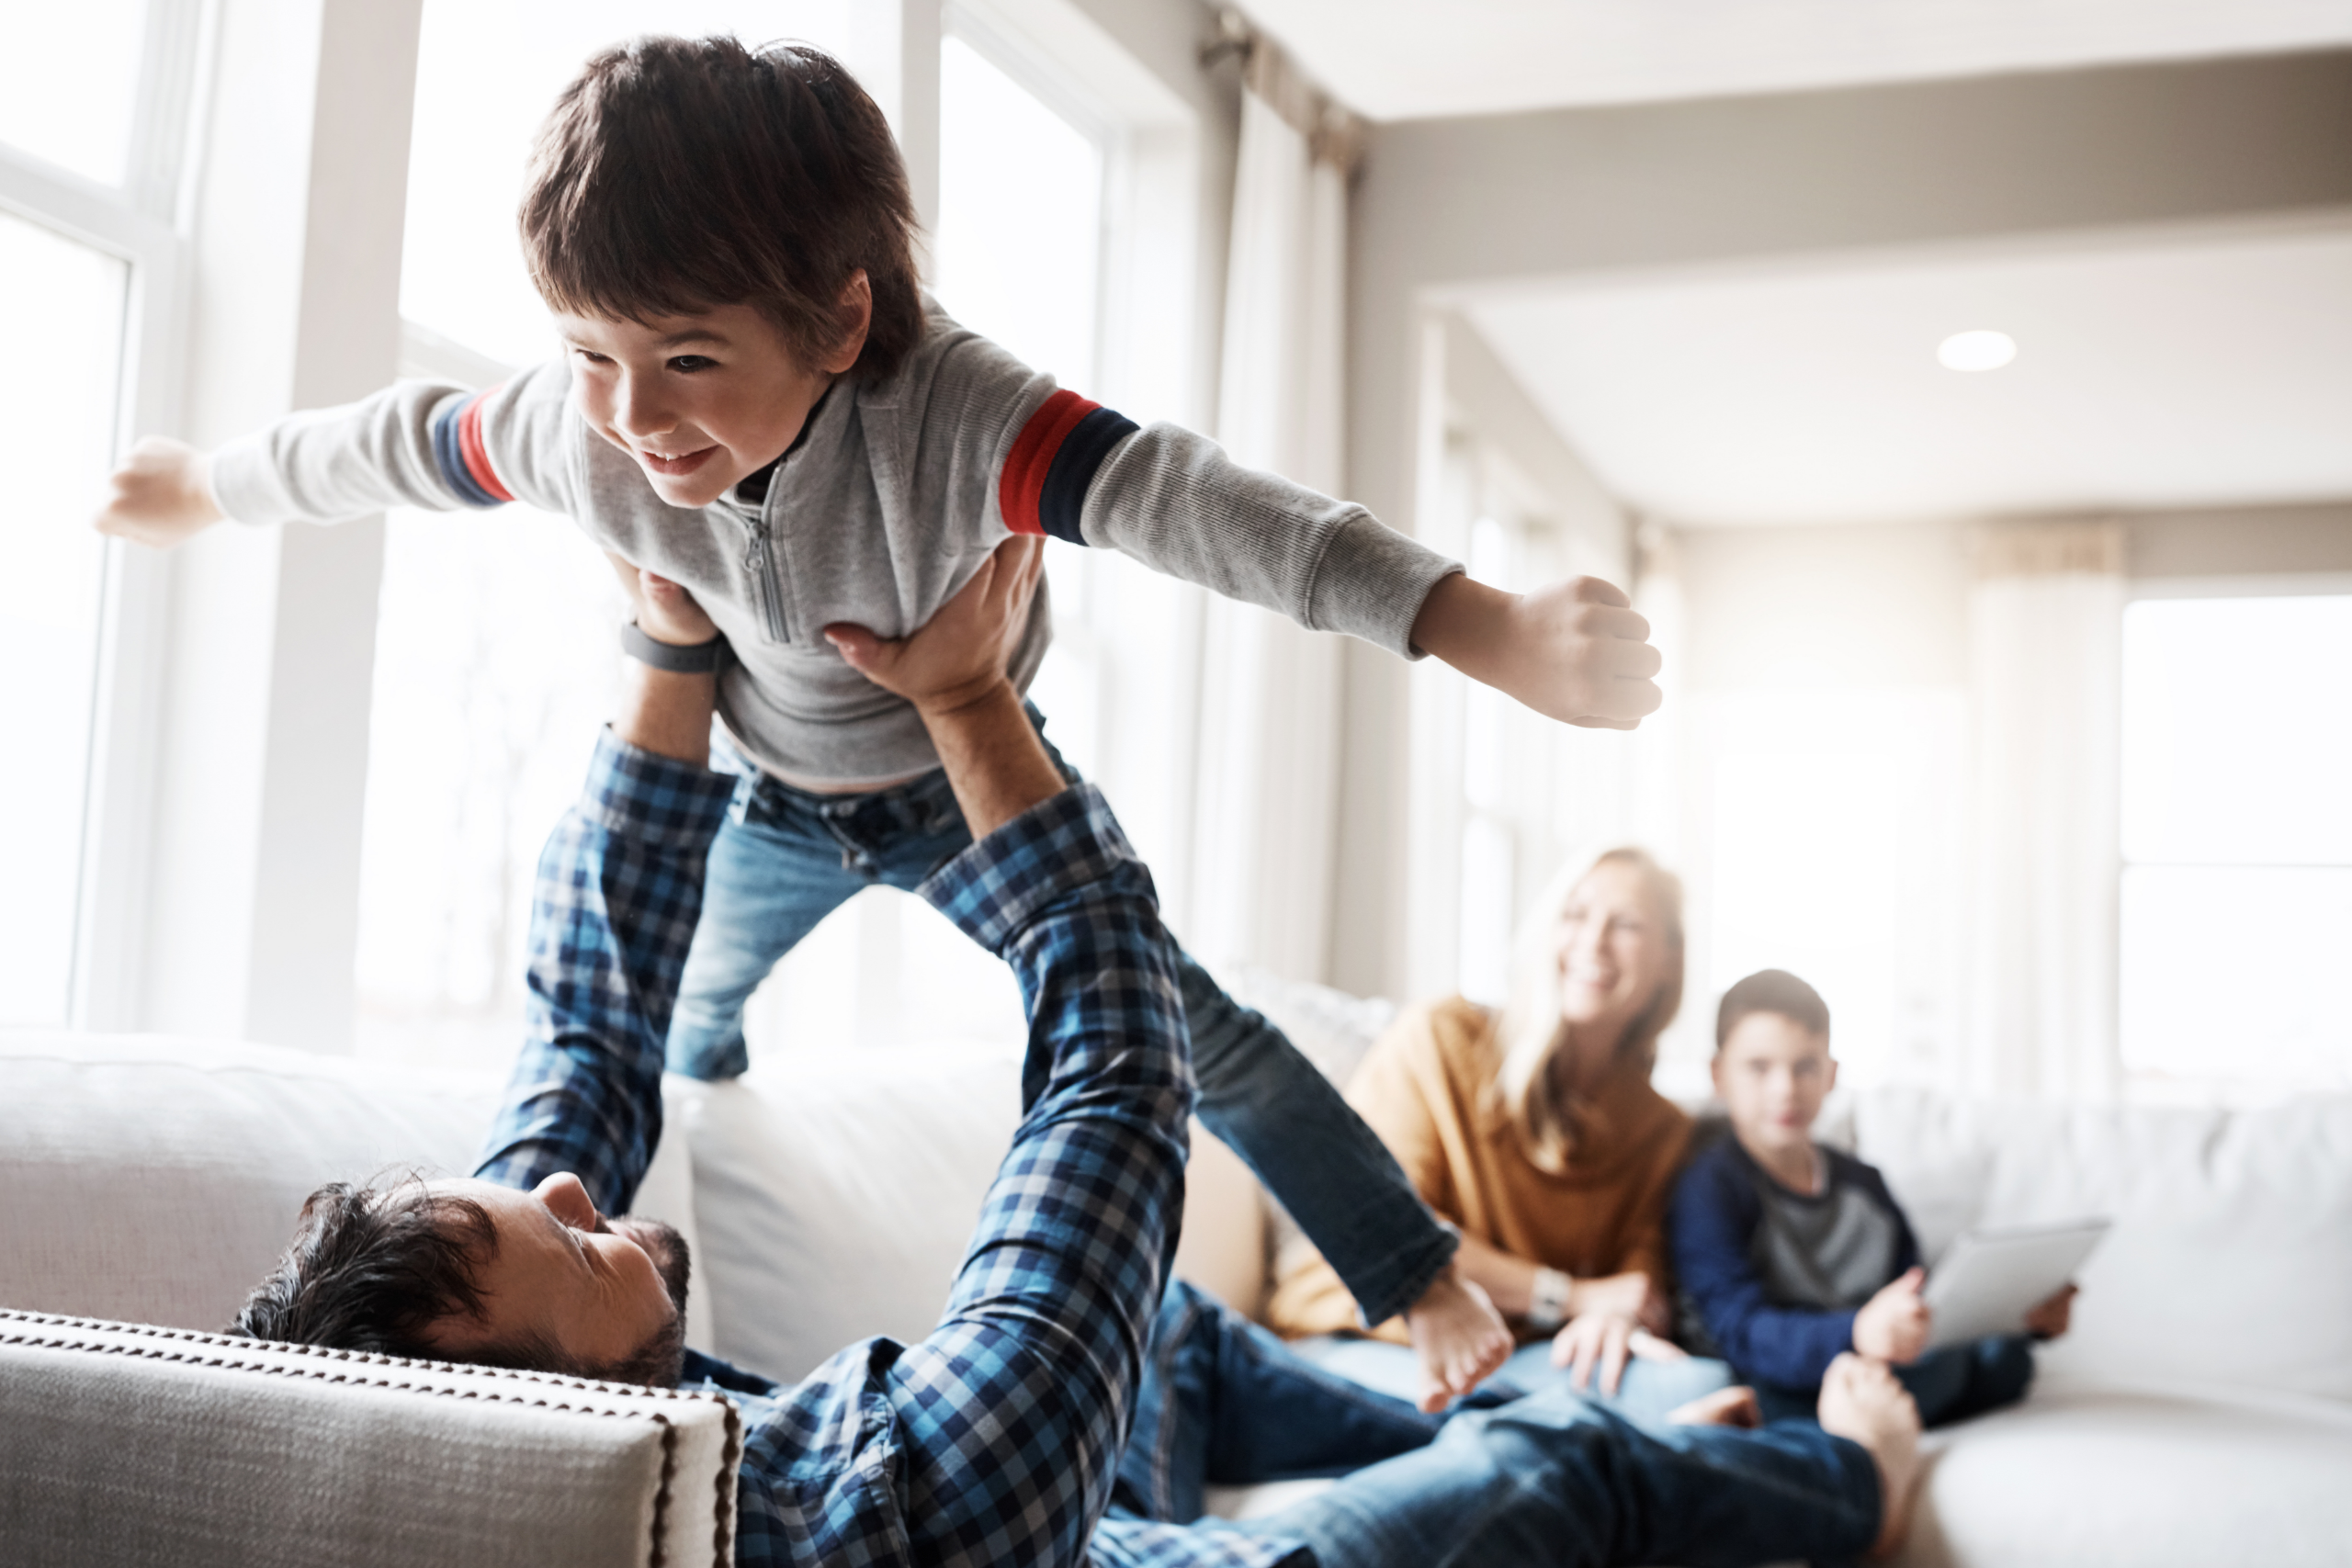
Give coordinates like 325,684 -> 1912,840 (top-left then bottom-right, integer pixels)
0,0 -> 208,1028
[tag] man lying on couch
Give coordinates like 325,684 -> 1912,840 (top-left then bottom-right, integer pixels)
232,538 -> 1923,1568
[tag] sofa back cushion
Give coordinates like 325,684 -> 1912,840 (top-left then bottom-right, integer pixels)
0,1033 -> 707,1348
0,1308 -> 737,1568
1856,1087 -> 2352,1402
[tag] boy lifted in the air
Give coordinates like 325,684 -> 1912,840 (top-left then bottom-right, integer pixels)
96,34 -> 1662,1410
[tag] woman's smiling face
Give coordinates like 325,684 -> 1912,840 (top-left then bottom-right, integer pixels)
1551,858 -> 1670,1040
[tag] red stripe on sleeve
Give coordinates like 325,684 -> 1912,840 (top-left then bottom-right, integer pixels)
458,392 -> 516,504
998,389 -> 1099,536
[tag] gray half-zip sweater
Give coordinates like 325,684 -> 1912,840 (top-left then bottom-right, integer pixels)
210,297 -> 1463,784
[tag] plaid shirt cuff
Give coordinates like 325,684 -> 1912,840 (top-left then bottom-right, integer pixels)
577,727 -> 741,850
919,783 -> 1150,955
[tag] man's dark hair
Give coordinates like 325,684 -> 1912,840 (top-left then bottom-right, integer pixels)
228,1175 -> 688,1386
522,35 -> 923,380
1714,968 -> 1831,1051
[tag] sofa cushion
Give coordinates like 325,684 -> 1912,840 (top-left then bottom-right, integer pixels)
0,1308 -> 737,1568
1895,1386 -> 2352,1568
674,1045 -> 1029,1382
1856,1087 -> 2352,1401
0,1032 -> 709,1350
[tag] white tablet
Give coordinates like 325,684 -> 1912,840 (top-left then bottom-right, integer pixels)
1922,1218 -> 2109,1348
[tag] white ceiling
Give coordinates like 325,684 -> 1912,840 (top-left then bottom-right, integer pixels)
1462,223 -> 2352,528
1239,0 -> 2352,121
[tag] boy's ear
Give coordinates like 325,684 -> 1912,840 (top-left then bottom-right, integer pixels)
819,270 -> 873,375
1825,1054 -> 1839,1094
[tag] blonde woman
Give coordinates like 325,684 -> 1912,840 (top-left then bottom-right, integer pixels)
1268,848 -> 1734,1421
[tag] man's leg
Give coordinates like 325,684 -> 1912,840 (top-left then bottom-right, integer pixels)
1119,1282 -> 1448,1524
1217,1382 -> 1888,1568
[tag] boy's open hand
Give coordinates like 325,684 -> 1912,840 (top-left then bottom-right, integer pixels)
1853,1267 -> 1932,1364
824,536 -> 1043,716
94,436 -> 225,548
1410,573 -> 1662,729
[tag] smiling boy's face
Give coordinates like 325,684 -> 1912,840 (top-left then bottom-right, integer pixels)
557,281 -> 867,511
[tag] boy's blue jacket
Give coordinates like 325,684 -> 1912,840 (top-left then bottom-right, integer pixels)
1669,1134 -> 1922,1390
209,295 -> 1461,787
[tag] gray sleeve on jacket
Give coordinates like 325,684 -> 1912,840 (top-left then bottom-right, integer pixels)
208,359 -> 578,525
1077,423 -> 1462,660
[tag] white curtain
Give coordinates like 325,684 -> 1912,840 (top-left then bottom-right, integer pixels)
1961,521 -> 2126,1100
1186,67 -> 1354,982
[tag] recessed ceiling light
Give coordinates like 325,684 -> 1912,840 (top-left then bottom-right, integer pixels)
1939,330 -> 2017,372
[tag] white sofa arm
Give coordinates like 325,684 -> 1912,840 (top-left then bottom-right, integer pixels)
0,1309 -> 739,1568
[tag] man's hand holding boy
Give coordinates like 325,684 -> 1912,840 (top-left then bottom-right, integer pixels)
1853,1266 -> 1932,1363
94,436 -> 223,548
1411,573 -> 1664,731
825,536 -> 1061,838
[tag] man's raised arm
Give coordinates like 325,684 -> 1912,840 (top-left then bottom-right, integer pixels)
470,570 -> 733,1212
729,541 -> 1194,1568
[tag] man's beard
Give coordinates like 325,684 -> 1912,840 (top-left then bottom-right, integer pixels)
602,1216 -> 692,1388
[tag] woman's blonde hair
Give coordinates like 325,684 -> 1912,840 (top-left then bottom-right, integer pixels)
1487,847 -> 1685,1173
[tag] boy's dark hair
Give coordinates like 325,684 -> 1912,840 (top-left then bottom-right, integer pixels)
522,35 -> 922,380
1714,968 -> 1831,1051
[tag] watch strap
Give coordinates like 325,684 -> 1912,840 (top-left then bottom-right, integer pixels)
620,619 -> 728,674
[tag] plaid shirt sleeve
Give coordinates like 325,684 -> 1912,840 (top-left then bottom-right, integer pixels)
470,728 -> 738,1213
731,784 -> 1231,1568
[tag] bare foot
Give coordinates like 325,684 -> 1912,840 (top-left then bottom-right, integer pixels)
1666,1385 -> 1761,1428
1816,1354 -> 1923,1560
1404,1263 -> 1512,1413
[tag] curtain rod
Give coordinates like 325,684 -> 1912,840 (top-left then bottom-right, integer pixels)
1201,6 -> 1366,172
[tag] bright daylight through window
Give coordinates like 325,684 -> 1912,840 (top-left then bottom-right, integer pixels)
0,214 -> 126,1026
2120,594 -> 2352,1094
355,1 -> 864,1068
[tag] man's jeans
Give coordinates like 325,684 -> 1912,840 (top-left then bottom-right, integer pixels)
664,715 -> 1455,1326
1756,1332 -> 2036,1429
1291,1334 -> 1737,1427
1122,1283 -> 1883,1568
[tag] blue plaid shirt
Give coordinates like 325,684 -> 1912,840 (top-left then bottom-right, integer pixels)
475,731 -> 1305,1568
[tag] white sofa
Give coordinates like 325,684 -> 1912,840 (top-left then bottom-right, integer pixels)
6,972 -> 2351,1566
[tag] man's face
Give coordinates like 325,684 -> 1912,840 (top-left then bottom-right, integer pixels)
1712,1011 -> 1838,1163
557,300 -> 852,510
423,1172 -> 688,1384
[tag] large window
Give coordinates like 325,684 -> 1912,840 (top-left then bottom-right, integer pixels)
355,3 -> 868,1069
0,1 -> 198,1027
2120,592 -> 2352,1095
1690,691 -> 1964,1089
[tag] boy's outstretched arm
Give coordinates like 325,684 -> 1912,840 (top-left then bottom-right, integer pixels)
1411,572 -> 1664,731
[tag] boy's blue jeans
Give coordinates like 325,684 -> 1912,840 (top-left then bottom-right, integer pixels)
666,713 -> 1457,1326
1119,1282 -> 1883,1568
1753,1333 -> 2037,1429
